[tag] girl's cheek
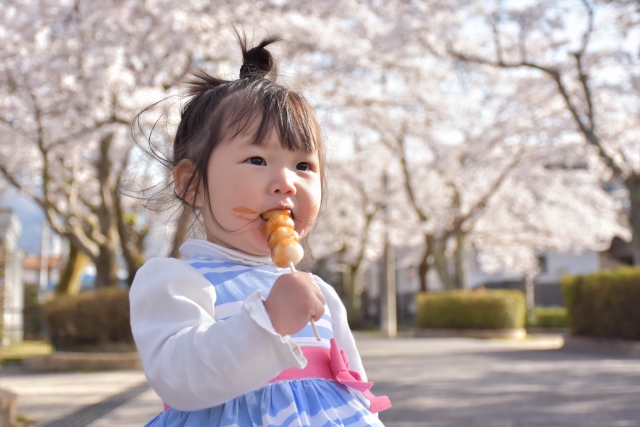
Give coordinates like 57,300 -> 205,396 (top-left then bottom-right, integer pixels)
307,180 -> 322,212
297,180 -> 322,224
239,183 -> 264,203
224,176 -> 260,199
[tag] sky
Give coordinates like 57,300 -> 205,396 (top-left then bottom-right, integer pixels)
0,186 -> 52,255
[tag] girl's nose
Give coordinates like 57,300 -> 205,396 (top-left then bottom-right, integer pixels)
269,168 -> 297,195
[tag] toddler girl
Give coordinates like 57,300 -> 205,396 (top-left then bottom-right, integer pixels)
130,34 -> 391,427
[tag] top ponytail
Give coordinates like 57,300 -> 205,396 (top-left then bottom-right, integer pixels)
237,31 -> 281,80
183,31 -> 280,98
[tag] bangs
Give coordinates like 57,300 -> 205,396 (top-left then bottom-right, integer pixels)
219,81 -> 321,153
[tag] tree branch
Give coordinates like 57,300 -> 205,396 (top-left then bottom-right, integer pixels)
395,132 -> 429,223
577,0 -> 595,57
0,117 -> 32,142
50,117 -> 128,148
490,12 -> 504,64
443,148 -> 524,240
448,49 -> 625,178
0,163 -> 36,200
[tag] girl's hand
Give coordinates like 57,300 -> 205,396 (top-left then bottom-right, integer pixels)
263,272 -> 326,337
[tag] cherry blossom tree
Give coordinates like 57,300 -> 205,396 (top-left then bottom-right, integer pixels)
0,0 -> 215,287
308,0 -> 630,292
0,0 -> 633,298
0,0 -> 345,288
439,0 -> 640,261
472,159 -> 630,275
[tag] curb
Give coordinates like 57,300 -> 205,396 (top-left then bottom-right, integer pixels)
526,328 -> 570,335
413,328 -> 527,339
23,352 -> 141,373
0,389 -> 17,427
39,382 -> 150,427
562,335 -> 640,357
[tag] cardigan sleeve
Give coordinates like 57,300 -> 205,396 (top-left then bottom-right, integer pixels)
130,257 -> 306,411
313,275 -> 367,382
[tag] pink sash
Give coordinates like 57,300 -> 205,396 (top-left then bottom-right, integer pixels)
163,338 -> 391,413
269,338 -> 392,413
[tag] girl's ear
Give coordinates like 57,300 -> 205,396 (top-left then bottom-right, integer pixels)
173,160 -> 204,208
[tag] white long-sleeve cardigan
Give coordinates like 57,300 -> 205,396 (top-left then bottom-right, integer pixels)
129,239 -> 366,412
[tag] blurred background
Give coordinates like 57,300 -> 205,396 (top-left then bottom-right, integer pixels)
0,0 -> 639,426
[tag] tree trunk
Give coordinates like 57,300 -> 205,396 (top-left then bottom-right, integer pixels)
453,228 -> 466,289
429,235 -> 454,290
417,254 -> 430,293
55,243 -> 89,295
93,132 -> 121,288
351,265 -> 362,325
94,239 -> 120,288
417,236 -> 432,293
119,221 -> 146,287
340,266 -> 351,303
339,264 -> 365,328
624,173 -> 640,265
115,188 -> 147,286
127,263 -> 140,288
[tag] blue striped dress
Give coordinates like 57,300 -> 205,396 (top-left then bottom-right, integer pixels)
144,256 -> 386,427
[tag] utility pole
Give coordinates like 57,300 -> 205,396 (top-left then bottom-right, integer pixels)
39,220 -> 49,302
380,172 -> 397,338
525,274 -> 535,312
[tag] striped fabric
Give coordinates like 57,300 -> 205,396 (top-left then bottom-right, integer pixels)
144,256 -> 385,427
185,257 -> 334,348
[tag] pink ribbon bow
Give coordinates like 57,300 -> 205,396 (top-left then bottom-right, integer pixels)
165,339 -> 393,413
329,338 -> 392,413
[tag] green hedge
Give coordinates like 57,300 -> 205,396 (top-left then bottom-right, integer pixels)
527,307 -> 568,328
562,268 -> 640,341
42,289 -> 134,351
415,289 -> 526,330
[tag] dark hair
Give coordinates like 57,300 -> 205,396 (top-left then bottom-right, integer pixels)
131,31 -> 325,262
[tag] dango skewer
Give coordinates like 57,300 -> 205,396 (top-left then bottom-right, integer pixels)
261,209 -> 321,341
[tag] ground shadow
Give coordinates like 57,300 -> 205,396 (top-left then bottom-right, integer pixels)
374,346 -> 640,427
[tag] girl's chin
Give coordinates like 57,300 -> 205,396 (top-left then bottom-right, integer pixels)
232,241 -> 269,258
247,232 -> 271,254
252,243 -> 271,256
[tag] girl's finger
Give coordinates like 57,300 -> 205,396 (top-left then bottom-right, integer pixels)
312,298 -> 325,321
313,287 -> 326,305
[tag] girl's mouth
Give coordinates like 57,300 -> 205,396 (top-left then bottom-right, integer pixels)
260,208 -> 295,221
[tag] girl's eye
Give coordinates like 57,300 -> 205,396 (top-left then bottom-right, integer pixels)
296,162 -> 310,171
247,157 -> 266,166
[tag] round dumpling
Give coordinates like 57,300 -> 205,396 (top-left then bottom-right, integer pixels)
265,214 -> 295,236
271,239 -> 304,268
267,227 -> 300,249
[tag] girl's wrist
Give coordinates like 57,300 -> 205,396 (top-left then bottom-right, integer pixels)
262,298 -> 282,336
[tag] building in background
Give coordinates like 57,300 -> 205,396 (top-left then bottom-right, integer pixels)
467,249 -> 600,307
358,242 -> 627,327
0,209 -> 24,345
22,255 -> 62,299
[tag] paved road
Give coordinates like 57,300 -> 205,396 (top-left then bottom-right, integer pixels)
3,335 -> 640,427
357,335 -> 640,427
0,369 -> 158,426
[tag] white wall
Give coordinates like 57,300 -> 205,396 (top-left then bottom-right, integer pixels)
0,210 -> 24,345
361,246 -> 602,296
535,251 -> 600,284
468,249 -> 601,288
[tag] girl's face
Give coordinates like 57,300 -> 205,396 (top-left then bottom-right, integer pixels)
195,126 -> 321,257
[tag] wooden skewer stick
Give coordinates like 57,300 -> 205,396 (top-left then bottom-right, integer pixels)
289,260 -> 321,341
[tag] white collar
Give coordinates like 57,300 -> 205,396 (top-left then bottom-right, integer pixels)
179,239 -> 273,267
